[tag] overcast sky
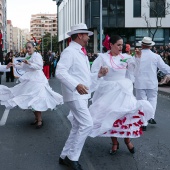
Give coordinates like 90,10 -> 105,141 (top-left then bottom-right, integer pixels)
7,0 -> 57,30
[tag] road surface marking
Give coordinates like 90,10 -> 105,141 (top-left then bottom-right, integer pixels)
0,109 -> 10,126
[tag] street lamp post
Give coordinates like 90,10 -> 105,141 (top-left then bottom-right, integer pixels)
53,0 -> 63,53
41,29 -> 44,55
51,33 -> 52,52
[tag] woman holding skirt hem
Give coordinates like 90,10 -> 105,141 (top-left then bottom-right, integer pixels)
0,42 -> 63,128
89,35 -> 154,154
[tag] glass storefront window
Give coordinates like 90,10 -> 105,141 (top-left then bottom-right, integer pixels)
150,29 -> 164,41
103,8 -> 108,16
136,29 -> 149,38
136,28 -> 164,45
117,0 -> 125,16
108,0 -> 124,16
108,1 -> 116,16
108,0 -> 125,27
103,0 -> 108,16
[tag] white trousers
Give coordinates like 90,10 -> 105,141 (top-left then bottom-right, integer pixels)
135,88 -> 158,125
60,99 -> 93,161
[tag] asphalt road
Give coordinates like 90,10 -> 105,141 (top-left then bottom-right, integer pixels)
0,75 -> 170,170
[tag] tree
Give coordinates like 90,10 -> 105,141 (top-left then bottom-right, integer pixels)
41,33 -> 59,53
142,0 -> 170,40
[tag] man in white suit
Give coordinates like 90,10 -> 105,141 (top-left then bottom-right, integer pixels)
56,23 -> 108,170
135,37 -> 170,131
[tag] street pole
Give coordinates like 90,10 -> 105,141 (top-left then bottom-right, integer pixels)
42,36 -> 44,55
100,0 -> 103,53
3,0 -> 7,51
41,30 -> 44,55
51,33 -> 52,52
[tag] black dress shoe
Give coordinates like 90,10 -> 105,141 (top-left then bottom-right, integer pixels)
148,118 -> 157,124
59,157 -> 67,165
142,126 -> 147,131
64,156 -> 83,170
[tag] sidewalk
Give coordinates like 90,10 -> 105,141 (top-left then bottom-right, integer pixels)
158,86 -> 170,96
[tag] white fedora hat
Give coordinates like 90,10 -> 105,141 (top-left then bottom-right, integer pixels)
138,37 -> 155,46
67,23 -> 93,36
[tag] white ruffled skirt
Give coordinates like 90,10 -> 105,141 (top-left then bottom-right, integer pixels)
0,79 -> 63,111
89,78 -> 154,138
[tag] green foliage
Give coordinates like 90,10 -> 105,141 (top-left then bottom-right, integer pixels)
40,32 -> 59,53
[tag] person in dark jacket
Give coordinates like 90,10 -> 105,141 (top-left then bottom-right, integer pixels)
5,52 -> 14,82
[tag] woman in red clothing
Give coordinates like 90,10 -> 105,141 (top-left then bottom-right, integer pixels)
42,51 -> 50,80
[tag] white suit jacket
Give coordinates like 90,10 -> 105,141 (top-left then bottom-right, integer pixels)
0,63 -> 10,72
56,41 -> 92,102
134,49 -> 170,89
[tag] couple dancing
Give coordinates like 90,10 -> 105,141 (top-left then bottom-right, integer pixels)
56,23 -> 154,170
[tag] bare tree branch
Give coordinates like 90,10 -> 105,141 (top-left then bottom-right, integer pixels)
142,0 -> 170,40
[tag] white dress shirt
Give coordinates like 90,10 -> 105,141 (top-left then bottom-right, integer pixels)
134,49 -> 170,89
56,41 -> 92,102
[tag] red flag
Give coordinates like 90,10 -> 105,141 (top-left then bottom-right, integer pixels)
103,35 -> 110,50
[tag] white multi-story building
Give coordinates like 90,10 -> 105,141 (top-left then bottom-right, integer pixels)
7,20 -> 13,52
30,13 -> 57,40
13,27 -> 22,53
58,0 -> 85,42
0,0 -> 7,51
57,0 -> 170,52
13,28 -> 31,54
0,0 -> 3,31
21,29 -> 30,49
57,0 -> 86,52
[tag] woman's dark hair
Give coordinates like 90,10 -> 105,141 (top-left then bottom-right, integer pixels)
122,45 -> 126,53
109,35 -> 122,45
5,52 -> 10,59
26,41 -> 38,52
102,47 -> 108,53
26,41 -> 35,47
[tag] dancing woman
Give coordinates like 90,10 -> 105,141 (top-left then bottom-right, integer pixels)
0,42 -> 63,128
89,35 -> 154,154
